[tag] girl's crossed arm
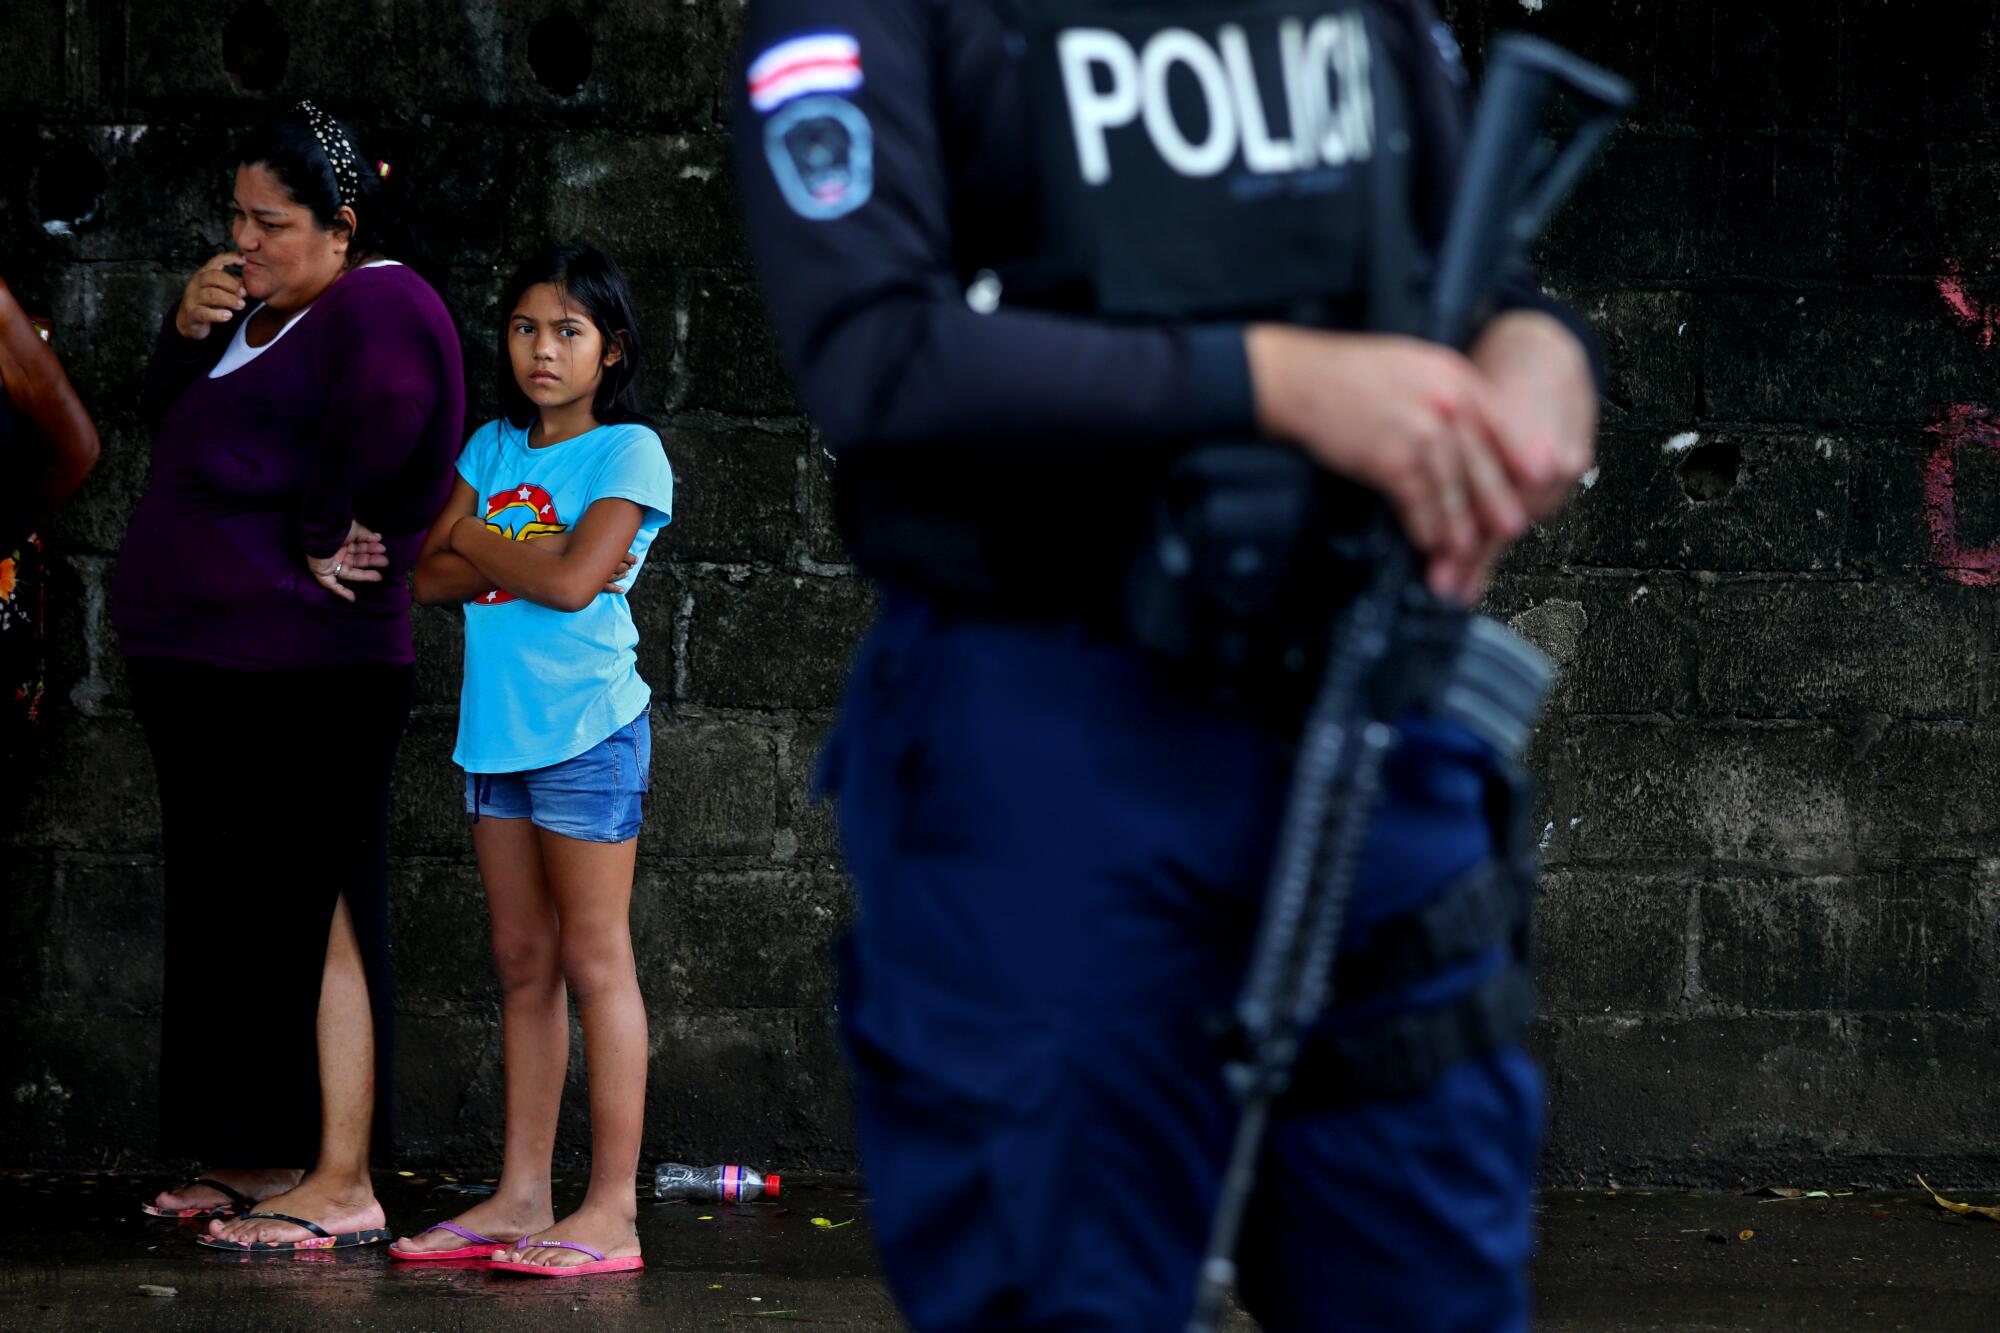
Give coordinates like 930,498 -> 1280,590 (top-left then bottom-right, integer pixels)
414,477 -> 640,611
411,477 -> 492,605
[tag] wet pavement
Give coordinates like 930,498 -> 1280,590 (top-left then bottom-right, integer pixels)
3,1172 -> 1998,1329
1532,1186 -> 2000,1331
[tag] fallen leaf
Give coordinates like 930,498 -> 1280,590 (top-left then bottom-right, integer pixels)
1738,1230 -> 1754,1241
698,1215 -> 714,1221
1918,1176 -> 2000,1223
709,1283 -> 724,1289
810,1216 -> 855,1229
397,1171 -> 415,1178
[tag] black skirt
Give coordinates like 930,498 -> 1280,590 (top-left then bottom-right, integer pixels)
129,657 -> 411,1167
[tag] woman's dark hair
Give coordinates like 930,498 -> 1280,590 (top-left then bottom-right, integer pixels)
496,243 -> 653,430
235,106 -> 434,285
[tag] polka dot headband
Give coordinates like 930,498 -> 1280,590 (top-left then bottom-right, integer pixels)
294,100 -> 364,208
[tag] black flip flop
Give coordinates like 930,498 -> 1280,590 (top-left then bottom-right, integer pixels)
140,1176 -> 258,1220
196,1210 -> 393,1253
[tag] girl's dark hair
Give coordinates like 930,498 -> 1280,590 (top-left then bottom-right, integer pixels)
496,243 -> 653,430
236,107 -> 435,285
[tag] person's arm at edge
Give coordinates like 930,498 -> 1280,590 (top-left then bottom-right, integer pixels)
0,278 -> 101,535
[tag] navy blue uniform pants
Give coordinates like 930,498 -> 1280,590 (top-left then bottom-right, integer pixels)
822,592 -> 1542,1331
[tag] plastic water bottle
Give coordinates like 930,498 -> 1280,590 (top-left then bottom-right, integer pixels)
653,1162 -> 782,1202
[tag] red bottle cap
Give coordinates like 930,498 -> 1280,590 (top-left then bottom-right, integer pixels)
766,1174 -> 781,1197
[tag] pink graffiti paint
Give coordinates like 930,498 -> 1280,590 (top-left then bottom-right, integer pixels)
1923,404 -> 2000,586
1936,258 -> 1998,349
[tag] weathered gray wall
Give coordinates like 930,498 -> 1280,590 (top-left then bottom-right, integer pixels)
1491,0 -> 2000,1185
4,0 -> 1999,1185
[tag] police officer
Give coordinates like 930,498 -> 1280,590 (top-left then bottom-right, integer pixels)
734,2 -> 1600,1328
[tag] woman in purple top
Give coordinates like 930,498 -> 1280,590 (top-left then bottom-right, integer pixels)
114,103 -> 464,1251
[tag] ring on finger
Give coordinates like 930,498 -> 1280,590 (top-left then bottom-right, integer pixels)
333,562 -> 344,577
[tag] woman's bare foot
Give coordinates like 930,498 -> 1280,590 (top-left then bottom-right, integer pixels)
394,1193 -> 554,1254
152,1167 -> 303,1215
206,1170 -> 384,1246
491,1202 -> 640,1268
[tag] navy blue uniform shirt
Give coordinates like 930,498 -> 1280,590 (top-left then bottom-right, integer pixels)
733,0 -> 1598,599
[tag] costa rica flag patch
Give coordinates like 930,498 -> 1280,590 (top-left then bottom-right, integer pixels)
749,32 -> 862,113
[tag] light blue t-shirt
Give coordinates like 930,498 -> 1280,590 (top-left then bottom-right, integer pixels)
452,418 -> 675,773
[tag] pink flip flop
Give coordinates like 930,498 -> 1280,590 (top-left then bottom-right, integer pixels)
388,1221 -> 506,1263
487,1239 -> 644,1278
193,1210 -> 391,1252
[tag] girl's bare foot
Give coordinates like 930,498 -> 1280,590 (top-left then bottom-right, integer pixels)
491,1202 -> 640,1268
394,1193 -> 555,1254
152,1167 -> 303,1215
206,1170 -> 384,1246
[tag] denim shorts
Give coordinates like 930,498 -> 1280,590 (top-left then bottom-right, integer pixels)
464,713 -> 651,843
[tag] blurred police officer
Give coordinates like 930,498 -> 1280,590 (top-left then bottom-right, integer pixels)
734,2 -> 1599,1328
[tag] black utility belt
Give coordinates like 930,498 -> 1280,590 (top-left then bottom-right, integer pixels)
839,442 -> 1553,760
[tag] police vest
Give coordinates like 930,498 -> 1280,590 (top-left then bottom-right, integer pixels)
837,0 -> 1458,625
1011,0 -> 1434,330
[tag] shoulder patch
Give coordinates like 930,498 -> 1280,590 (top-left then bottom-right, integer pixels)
749,31 -> 862,113
764,96 -> 875,220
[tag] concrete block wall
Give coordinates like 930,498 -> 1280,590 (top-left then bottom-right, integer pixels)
1475,0 -> 2000,1183
3,1 -> 1998,1184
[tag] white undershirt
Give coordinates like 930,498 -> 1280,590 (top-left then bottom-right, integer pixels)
208,259 -> 404,379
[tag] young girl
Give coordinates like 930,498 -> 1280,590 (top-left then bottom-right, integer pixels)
397,243 -> 673,1277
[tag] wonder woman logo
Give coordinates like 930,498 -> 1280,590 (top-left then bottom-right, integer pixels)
474,483 -> 566,605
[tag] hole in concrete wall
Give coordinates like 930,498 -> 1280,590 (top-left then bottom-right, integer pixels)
223,1 -> 290,93
1678,440 -> 1741,503
529,12 -> 593,97
35,141 -> 109,236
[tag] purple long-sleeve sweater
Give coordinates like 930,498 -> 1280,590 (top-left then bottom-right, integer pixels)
113,263 -> 465,669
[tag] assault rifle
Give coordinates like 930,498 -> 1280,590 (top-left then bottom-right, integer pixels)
1184,34 -> 1632,1333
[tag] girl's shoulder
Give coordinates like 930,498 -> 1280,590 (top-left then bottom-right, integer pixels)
597,420 -> 666,452
590,421 -> 672,474
461,417 -> 523,463
585,421 -> 674,511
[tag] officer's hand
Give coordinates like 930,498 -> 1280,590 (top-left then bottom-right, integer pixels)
1468,310 -> 1599,523
175,252 -> 248,341
1422,315 -> 1600,605
1246,325 -> 1527,602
